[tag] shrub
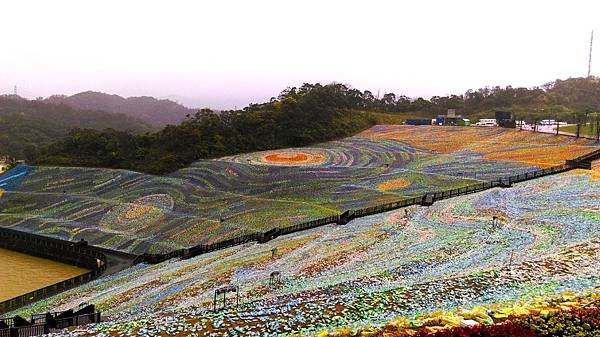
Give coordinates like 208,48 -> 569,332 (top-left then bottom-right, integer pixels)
516,307 -> 600,337
412,322 -> 537,337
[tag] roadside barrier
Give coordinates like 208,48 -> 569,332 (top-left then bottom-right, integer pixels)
566,148 -> 600,169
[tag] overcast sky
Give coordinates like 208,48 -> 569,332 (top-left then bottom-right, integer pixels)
1,0 -> 598,109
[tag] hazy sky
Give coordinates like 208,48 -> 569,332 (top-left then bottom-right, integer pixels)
1,0 -> 598,109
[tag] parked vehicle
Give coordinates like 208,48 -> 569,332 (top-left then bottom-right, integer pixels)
405,119 -> 433,126
475,119 -> 498,127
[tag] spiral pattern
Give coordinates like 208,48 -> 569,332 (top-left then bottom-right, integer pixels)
100,194 -> 174,233
0,126 -> 597,255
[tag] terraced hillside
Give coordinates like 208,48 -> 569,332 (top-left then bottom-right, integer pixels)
0,126 -> 597,255
12,167 -> 600,336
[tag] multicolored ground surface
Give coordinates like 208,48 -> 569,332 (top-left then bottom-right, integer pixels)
0,126 -> 597,254
9,166 -> 600,336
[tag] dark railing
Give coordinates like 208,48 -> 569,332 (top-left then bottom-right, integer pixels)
0,323 -> 45,337
54,312 -> 100,330
0,139 -> 594,321
6,153 -> 596,272
566,148 -> 600,169
0,228 -> 107,270
0,306 -> 100,337
0,229 -> 107,314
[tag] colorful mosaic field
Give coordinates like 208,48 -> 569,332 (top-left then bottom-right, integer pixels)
0,126 -> 597,254
11,168 -> 600,336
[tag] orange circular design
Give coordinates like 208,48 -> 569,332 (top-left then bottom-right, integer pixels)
262,151 -> 326,165
122,204 -> 155,221
265,153 -> 309,163
377,178 -> 411,191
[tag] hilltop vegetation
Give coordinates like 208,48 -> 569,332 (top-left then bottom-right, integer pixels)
34,83 -> 377,174
0,96 -> 151,160
364,77 -> 600,122
20,77 -> 600,173
45,91 -> 195,126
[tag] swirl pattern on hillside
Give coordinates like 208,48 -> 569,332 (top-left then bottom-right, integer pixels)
221,138 -> 419,168
0,126 -> 597,254
99,194 -> 174,233
14,169 -> 600,337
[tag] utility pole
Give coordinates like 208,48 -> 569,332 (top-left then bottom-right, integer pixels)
592,112 -> 600,143
596,115 -> 600,143
508,251 -> 515,269
588,30 -> 594,78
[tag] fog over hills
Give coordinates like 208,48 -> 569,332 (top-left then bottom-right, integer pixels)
0,94 -> 152,159
45,91 -> 196,126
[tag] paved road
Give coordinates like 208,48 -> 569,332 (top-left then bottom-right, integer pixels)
520,124 -> 598,141
90,246 -> 137,275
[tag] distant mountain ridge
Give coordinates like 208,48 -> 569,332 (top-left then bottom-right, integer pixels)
0,95 -> 152,160
45,91 -> 196,126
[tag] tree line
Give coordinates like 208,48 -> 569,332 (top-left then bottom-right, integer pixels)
354,77 -> 600,121
22,77 -> 600,174
33,83 -> 377,174
0,95 -> 151,160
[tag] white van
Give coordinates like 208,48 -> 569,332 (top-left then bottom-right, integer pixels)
475,118 -> 498,127
540,119 -> 556,125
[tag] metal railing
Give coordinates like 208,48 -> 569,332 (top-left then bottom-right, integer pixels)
33,155 -> 594,266
158,159 -> 583,261
0,309 -> 100,337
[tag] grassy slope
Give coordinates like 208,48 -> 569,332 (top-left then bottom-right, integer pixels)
561,124 -> 600,137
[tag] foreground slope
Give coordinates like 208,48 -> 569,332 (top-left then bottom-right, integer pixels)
0,126 -> 597,254
13,167 -> 600,336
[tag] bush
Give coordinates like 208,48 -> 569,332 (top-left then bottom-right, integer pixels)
412,322 -> 537,337
515,307 -> 600,337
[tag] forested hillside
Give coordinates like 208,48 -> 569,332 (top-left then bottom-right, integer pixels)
45,91 -> 195,126
34,83 -> 377,174
346,77 -> 600,121
0,96 -> 151,160
23,77 -> 600,174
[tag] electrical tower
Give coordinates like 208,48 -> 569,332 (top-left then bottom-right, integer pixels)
588,30 -> 594,78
